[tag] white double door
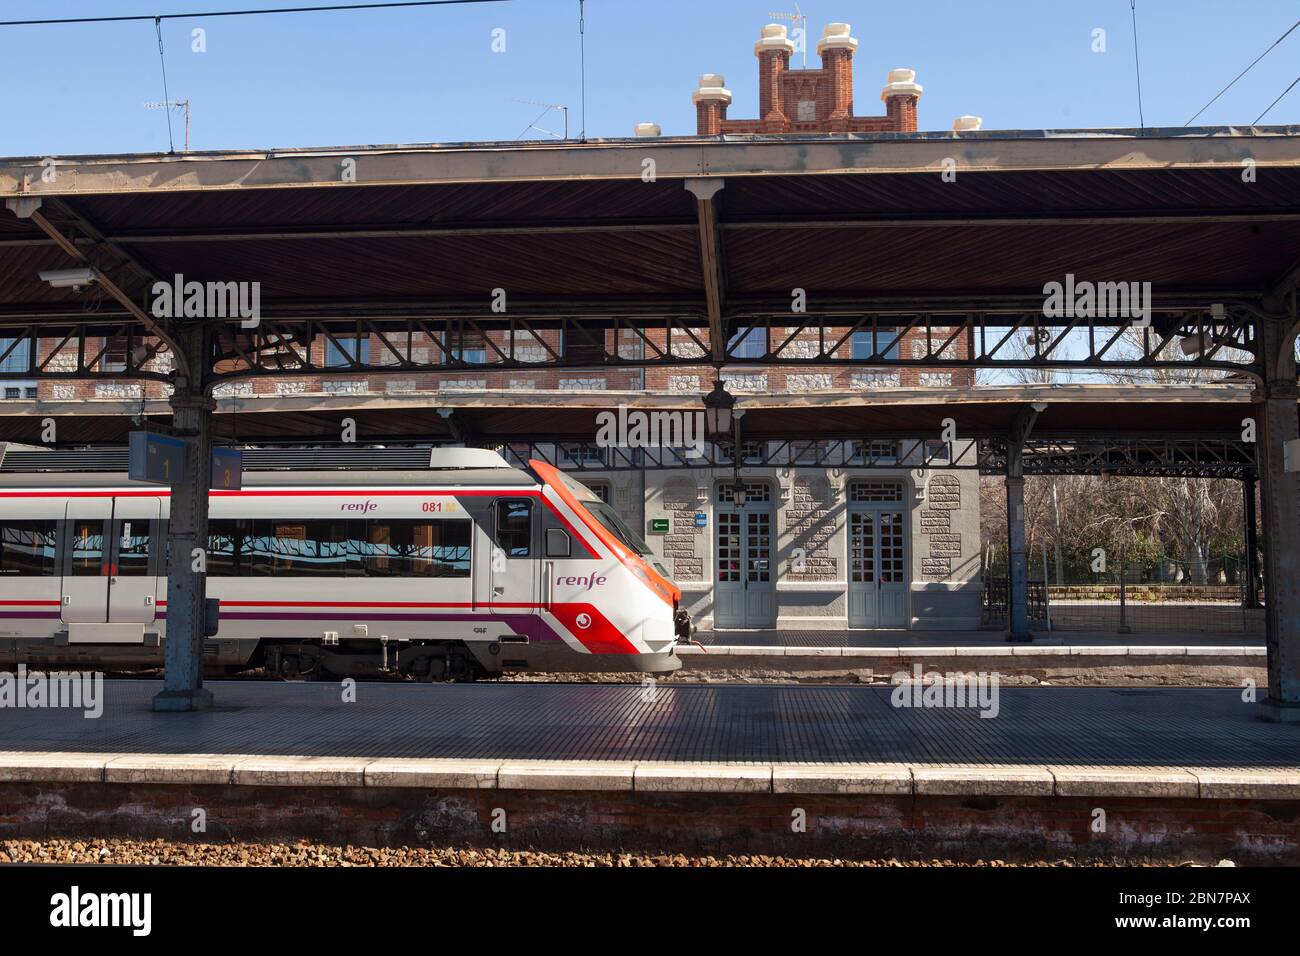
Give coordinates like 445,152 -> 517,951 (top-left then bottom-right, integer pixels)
714,499 -> 776,629
847,507 -> 908,628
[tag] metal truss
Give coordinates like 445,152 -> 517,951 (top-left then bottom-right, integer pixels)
500,436 -> 1256,478
501,438 -> 986,471
198,306 -> 1263,384
0,309 -> 1264,384
0,321 -> 173,382
984,437 -> 1257,478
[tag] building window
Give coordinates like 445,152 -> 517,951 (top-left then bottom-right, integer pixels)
716,482 -> 771,504
100,336 -> 129,373
559,443 -> 608,468
727,326 -> 766,359
850,328 -> 901,360
325,336 -> 370,367
715,441 -> 765,465
924,440 -> 952,464
0,338 -> 32,376
791,440 -> 833,464
848,440 -> 900,464
447,331 -> 488,365
849,481 -> 905,503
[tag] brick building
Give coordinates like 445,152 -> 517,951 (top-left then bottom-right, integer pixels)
1,20 -> 985,632
693,22 -> 923,136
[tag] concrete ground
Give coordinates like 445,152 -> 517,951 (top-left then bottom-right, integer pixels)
1,680 -> 1296,793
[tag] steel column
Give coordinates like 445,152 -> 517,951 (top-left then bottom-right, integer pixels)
1005,472 -> 1031,642
1243,475 -> 1260,609
152,328 -> 216,712
1005,405 -> 1042,643
1257,317 -> 1300,721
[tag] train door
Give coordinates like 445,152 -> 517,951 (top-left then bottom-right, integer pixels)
487,497 -> 537,609
61,499 -> 111,624
847,480 -> 909,628
107,497 -> 160,625
60,497 -> 159,638
713,482 -> 775,628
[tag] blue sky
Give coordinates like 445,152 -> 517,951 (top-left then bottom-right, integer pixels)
0,0 -> 1296,155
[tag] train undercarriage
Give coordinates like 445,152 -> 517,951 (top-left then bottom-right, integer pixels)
259,639 -> 488,682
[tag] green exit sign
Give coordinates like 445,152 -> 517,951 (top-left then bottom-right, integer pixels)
649,518 -> 670,533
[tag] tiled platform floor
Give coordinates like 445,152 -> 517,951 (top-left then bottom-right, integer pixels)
1,680 -> 1296,769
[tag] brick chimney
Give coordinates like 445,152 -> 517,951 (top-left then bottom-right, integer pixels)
693,74 -> 732,135
754,23 -> 794,129
817,23 -> 858,121
881,68 -> 923,132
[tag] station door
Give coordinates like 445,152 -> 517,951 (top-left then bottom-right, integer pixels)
714,482 -> 776,628
847,481 -> 909,628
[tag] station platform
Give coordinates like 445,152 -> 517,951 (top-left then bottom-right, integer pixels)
693,628 -> 1265,649
3,680 -> 1297,861
678,631 -> 1265,683
1,678 -> 1295,788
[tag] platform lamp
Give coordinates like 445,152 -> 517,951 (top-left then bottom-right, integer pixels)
702,378 -> 742,505
702,378 -> 735,439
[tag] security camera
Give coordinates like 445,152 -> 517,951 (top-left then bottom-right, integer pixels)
38,267 -> 96,291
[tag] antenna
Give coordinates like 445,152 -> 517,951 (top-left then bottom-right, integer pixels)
768,4 -> 807,68
144,99 -> 190,151
512,97 -> 570,140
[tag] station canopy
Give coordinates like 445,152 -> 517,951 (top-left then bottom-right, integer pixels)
0,126 -> 1298,447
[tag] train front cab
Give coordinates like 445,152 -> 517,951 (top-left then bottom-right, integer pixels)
514,460 -> 685,675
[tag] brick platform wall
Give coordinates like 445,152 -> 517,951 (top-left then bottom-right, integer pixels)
2,782 -> 1296,863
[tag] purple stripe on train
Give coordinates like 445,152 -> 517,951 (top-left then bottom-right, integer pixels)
0,610 -> 566,643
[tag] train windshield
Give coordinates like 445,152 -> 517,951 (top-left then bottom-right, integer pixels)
584,500 -> 654,556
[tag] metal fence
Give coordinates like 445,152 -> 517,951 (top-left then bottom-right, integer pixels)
982,553 -> 1263,636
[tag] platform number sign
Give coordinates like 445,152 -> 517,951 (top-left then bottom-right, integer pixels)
128,431 -> 185,485
211,447 -> 243,490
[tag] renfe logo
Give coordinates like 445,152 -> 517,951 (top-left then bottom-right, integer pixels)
557,573 -> 607,591
339,500 -> 378,513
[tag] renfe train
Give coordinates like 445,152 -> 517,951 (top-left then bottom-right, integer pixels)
0,448 -> 689,680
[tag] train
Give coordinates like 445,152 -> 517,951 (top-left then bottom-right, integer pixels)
0,447 -> 690,680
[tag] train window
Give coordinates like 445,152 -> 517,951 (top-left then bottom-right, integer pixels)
360,520 -> 471,577
207,519 -> 254,576
206,518 -> 471,578
70,521 -> 106,575
495,499 -> 532,557
0,520 -> 58,575
545,528 -> 571,558
265,520 -> 359,576
115,521 -> 152,576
